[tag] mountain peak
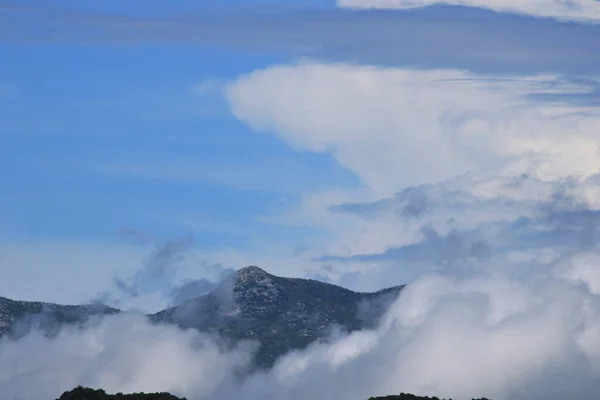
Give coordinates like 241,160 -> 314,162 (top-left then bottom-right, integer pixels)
234,266 -> 271,282
232,266 -> 279,302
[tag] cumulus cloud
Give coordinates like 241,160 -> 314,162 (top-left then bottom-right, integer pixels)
225,63 -> 600,282
315,170 -> 600,290
2,252 -> 600,400
338,0 -> 600,23
326,169 -> 600,249
369,265 -> 600,400
227,64 -> 600,197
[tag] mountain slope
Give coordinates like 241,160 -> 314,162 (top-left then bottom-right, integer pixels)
0,267 -> 404,369
151,266 -> 404,368
0,296 -> 119,337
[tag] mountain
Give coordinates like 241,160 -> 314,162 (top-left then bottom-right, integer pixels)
0,266 -> 404,369
151,266 -> 404,368
0,296 -> 119,338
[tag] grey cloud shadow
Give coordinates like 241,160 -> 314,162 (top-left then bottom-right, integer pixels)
317,226 -> 491,265
318,210 -> 600,265
2,3 -> 600,75
329,185 -> 435,220
321,176 -> 600,266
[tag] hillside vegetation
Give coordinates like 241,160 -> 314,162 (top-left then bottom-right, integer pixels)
56,386 -> 186,400
57,387 -> 491,400
369,394 -> 490,400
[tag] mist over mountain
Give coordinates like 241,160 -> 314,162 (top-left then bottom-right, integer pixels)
2,257 -> 600,400
0,297 -> 119,338
152,266 -> 404,368
0,266 -> 403,369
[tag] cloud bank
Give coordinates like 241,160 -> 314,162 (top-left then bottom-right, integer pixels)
338,0 -> 600,23
224,62 -> 600,292
0,315 -> 253,400
227,64 -> 600,196
2,252 -> 600,400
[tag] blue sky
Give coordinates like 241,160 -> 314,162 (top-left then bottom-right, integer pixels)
1,0 -> 600,311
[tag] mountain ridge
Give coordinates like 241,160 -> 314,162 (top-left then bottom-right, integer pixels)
152,266 -> 404,368
1,266 -> 404,368
0,296 -> 119,337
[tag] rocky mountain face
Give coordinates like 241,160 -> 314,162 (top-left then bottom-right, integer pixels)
151,266 -> 404,368
0,266 -> 404,369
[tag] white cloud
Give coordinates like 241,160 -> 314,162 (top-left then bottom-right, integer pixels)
370,268 -> 599,400
225,63 -> 600,268
227,63 -> 600,197
305,167 -> 600,291
555,251 -> 600,295
337,0 -> 600,23
0,314 -> 253,400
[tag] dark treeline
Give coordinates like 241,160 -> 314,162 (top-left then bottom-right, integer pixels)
56,386 -> 186,400
57,387 -> 491,400
370,394 -> 490,400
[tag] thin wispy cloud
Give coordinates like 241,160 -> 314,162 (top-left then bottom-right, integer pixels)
2,3 -> 600,74
339,0 -> 600,23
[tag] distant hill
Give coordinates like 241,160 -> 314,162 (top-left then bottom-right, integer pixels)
1,266 -> 404,369
56,386 -> 185,400
0,296 -> 119,338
